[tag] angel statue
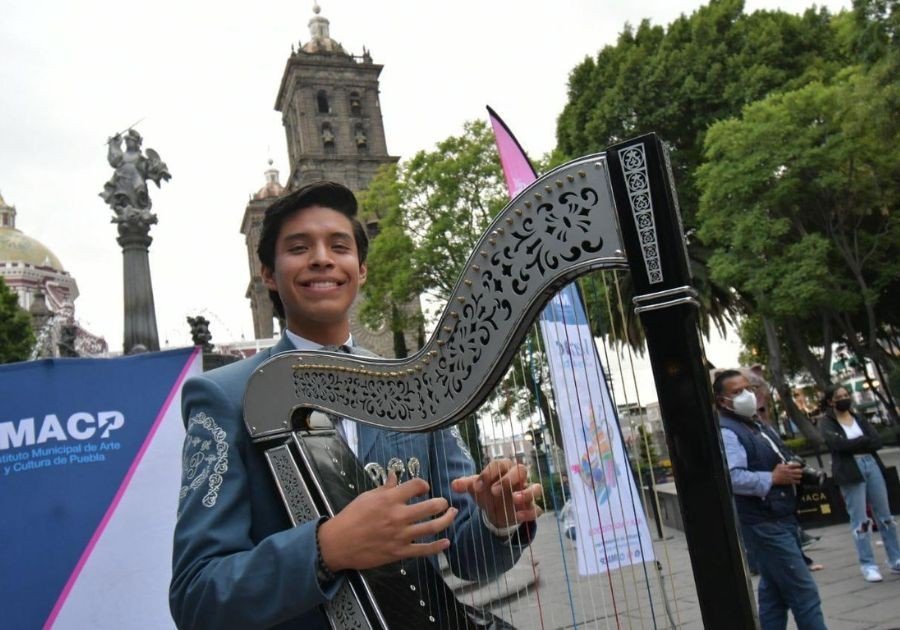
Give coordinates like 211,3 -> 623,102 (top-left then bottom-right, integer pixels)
99,129 -> 171,222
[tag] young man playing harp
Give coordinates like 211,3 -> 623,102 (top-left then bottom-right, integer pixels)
169,181 -> 542,629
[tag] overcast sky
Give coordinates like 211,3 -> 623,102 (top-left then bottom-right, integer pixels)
1,0 -> 848,380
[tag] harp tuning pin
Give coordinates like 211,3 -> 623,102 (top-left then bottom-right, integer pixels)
442,326 -> 452,333
488,238 -> 496,246
505,216 -> 513,224
497,227 -> 505,235
578,170 -> 586,178
544,185 -> 552,192
555,179 -> 563,188
524,201 -> 531,209
364,462 -> 387,486
515,208 -> 524,215
480,250 -> 488,257
450,311 -> 459,318
429,350 -> 438,357
456,296 -> 465,304
387,457 -> 405,479
437,339 -> 445,346
535,192 -> 542,200
464,279 -> 472,287
566,174 -> 574,182
472,264 -> 480,271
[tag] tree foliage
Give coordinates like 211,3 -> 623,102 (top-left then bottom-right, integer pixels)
696,17 -> 900,422
0,277 -> 34,364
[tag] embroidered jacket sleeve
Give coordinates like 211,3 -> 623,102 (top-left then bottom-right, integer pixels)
720,427 -> 773,498
432,426 -> 535,583
169,374 -> 339,630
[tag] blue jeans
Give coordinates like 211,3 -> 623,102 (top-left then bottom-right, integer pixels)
839,454 -> 900,569
742,520 -> 826,630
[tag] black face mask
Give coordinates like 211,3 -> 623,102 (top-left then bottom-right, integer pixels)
834,399 -> 852,413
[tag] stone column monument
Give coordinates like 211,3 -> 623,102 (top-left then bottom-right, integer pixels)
99,129 -> 171,353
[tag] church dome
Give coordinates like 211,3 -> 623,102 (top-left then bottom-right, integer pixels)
0,193 -> 64,270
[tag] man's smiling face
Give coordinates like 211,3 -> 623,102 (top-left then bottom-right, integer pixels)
261,204 -> 367,345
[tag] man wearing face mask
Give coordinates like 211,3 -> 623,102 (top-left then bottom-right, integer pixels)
714,369 -> 827,630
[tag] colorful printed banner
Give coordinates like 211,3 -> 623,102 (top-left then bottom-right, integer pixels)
0,347 -> 201,629
489,107 -> 654,574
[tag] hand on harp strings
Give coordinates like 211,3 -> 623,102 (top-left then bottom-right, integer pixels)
451,459 -> 544,528
317,471 -> 457,573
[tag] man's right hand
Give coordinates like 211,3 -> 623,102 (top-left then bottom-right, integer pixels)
317,473 -> 456,573
772,462 -> 803,486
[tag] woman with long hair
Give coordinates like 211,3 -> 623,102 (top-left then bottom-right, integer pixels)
820,383 -> 900,582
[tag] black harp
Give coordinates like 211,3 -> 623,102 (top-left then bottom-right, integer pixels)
244,134 -> 757,629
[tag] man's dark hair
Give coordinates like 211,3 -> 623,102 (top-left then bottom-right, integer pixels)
257,181 -> 369,321
712,369 -> 744,399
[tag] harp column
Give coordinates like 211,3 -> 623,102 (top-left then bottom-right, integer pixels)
607,135 -> 757,629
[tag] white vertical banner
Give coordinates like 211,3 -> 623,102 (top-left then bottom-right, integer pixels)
540,286 -> 655,575
488,106 -> 654,575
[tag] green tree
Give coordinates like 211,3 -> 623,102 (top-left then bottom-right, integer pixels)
0,277 -> 34,363
401,119 -> 508,300
358,164 -> 422,358
555,1 -> 849,349
696,63 -> 900,428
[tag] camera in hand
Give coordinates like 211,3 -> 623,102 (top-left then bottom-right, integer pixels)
788,456 -> 826,487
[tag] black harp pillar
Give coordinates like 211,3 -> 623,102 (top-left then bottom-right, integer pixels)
607,134 -> 758,629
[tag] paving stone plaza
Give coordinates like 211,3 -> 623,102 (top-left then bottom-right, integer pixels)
484,447 -> 900,629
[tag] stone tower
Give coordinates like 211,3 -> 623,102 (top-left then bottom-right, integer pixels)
274,3 -> 398,190
243,4 -> 419,357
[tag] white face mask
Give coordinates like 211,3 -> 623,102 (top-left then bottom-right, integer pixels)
727,389 -> 758,418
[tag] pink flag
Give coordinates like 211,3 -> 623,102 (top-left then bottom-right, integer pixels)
487,106 -> 537,197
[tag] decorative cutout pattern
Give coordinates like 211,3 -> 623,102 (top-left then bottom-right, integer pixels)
618,144 -> 663,284
266,447 -> 316,524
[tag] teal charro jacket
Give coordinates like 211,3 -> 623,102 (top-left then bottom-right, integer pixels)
169,335 -> 532,629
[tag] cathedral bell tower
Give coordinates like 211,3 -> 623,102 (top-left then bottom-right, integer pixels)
275,3 -> 398,190
243,4 -> 417,356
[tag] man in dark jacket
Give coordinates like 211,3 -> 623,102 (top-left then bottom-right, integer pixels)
715,369 -> 827,630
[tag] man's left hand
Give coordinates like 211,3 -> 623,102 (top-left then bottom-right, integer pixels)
451,459 -> 543,529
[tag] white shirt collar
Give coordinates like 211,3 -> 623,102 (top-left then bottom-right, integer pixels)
283,329 -> 353,352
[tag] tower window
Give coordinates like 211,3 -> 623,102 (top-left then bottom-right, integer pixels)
317,90 -> 330,114
321,123 -> 336,153
349,91 -> 362,116
354,124 -> 368,153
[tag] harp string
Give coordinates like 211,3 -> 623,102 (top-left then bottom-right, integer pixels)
549,286 -> 631,629
574,275 -> 659,630
593,270 -> 683,629
531,315 -> 614,630
522,330 -> 580,630
503,340 -> 546,628
536,295 -> 631,628
606,269 -> 682,628
596,271 -> 662,630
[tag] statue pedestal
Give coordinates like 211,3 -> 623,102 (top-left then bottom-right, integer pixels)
117,215 -> 159,353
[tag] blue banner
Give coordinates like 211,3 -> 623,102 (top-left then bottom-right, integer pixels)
0,347 -> 200,629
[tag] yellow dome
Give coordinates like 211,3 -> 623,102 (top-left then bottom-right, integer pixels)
0,227 -> 65,270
